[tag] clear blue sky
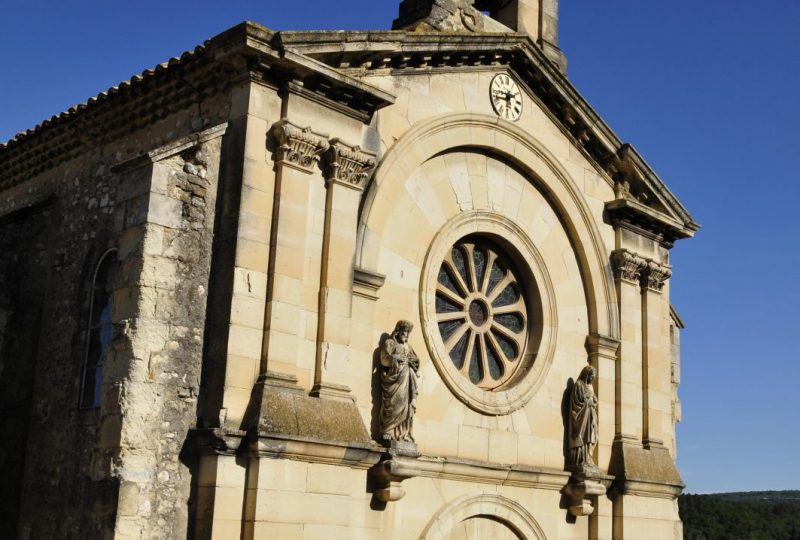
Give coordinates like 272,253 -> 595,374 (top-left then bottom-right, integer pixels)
2,1 -> 798,494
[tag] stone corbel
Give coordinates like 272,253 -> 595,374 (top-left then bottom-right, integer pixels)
368,449 -> 420,503
641,260 -> 672,292
324,139 -> 376,191
561,470 -> 614,517
610,249 -> 647,284
272,118 -> 329,173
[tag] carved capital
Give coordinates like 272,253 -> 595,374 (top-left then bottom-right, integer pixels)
641,261 -> 672,292
324,139 -> 376,190
272,119 -> 329,173
610,249 -> 647,283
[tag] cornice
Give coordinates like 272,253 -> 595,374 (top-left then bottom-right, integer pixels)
0,45 -> 230,192
0,22 -> 395,193
253,432 -> 571,491
670,304 -> 686,329
279,30 -> 699,243
2,22 -> 699,246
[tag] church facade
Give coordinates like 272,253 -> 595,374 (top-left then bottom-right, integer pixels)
0,1 -> 698,538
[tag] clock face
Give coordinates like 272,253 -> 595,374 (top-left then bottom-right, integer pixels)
490,73 -> 523,121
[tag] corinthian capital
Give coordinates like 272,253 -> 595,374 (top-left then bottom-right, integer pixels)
641,261 -> 672,292
610,249 -> 647,283
324,139 -> 376,190
272,119 -> 329,173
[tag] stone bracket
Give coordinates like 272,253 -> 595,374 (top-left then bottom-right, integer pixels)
561,470 -> 614,517
368,447 -> 420,503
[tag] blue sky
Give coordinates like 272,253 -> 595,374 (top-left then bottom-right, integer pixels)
2,1 -> 798,494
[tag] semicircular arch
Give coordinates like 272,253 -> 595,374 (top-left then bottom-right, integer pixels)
358,113 -> 618,339
419,493 -> 547,540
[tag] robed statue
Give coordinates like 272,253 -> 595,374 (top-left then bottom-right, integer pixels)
567,365 -> 598,472
379,320 -> 420,442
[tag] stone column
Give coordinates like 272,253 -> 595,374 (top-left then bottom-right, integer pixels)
261,119 -> 328,383
610,249 -> 647,441
311,140 -> 376,400
640,261 -> 671,446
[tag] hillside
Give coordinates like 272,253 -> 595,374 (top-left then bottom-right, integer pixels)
679,491 -> 800,540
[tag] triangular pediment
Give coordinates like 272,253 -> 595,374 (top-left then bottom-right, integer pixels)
0,20 -> 700,245
277,29 -> 699,243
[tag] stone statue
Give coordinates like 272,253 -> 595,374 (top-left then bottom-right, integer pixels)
379,320 -> 420,443
567,365 -> 598,472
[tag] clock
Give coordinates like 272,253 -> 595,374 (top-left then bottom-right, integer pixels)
490,73 -> 523,121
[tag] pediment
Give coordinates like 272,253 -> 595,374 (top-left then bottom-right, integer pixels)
278,30 -> 699,244
0,21 -> 700,246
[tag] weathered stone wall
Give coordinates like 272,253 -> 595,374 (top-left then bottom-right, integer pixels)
1,89 -> 231,538
0,202 -> 62,536
110,129 -> 225,540
2,150 -> 135,539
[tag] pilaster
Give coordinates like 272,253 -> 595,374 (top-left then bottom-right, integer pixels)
610,249 -> 646,440
640,260 -> 671,446
218,82 -> 282,429
312,140 -> 376,399
261,119 -> 328,384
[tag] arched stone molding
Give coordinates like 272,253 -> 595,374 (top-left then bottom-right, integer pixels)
357,113 -> 618,340
419,493 -> 547,540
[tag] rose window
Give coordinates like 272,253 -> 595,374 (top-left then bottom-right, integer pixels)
435,239 -> 528,389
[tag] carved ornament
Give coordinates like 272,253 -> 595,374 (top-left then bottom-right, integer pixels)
610,249 -> 647,283
393,0 -> 497,33
272,119 -> 329,173
324,139 -> 376,190
642,261 -> 672,292
611,250 -> 672,291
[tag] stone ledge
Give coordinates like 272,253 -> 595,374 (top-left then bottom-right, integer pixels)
244,371 -> 371,445
609,436 -> 684,499
253,431 -> 572,491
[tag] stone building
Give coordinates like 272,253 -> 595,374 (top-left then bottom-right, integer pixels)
0,1 -> 698,538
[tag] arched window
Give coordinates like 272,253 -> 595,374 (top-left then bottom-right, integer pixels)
80,249 -> 116,408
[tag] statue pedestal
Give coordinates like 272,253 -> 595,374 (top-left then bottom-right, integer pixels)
561,468 -> 613,517
380,437 -> 420,456
369,440 -> 420,503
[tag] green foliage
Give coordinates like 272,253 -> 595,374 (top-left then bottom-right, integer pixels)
679,491 -> 800,540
